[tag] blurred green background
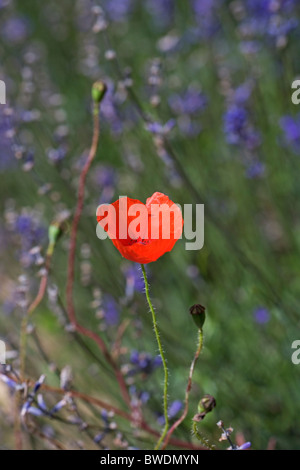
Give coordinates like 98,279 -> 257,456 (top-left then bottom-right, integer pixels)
1,0 -> 300,450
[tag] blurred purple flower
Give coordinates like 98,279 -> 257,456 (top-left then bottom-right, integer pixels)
0,373 -> 17,389
169,88 -> 207,116
37,394 -> 48,411
123,264 -> 145,297
47,146 -> 68,164
224,105 -> 248,145
33,374 -> 45,393
245,161 -> 265,179
146,0 -> 174,28
129,385 -> 150,404
191,0 -> 221,38
224,104 -> 260,150
50,398 -> 68,414
101,82 -> 123,135
168,400 -> 183,418
146,119 -> 175,135
241,0 -> 298,41
128,350 -> 162,376
237,441 -> 252,450
104,0 -> 133,22
0,107 -> 16,171
15,214 -> 46,253
102,295 -> 120,326
253,306 -> 270,324
157,400 -> 183,425
2,16 -> 30,43
0,0 -> 9,9
233,83 -> 253,105
94,432 -> 105,443
239,41 -> 261,55
280,114 -> 300,154
2,299 -> 16,315
95,165 -> 116,187
94,164 -> 117,204
27,406 -> 44,417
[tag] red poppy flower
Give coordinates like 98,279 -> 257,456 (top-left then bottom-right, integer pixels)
96,192 -> 184,263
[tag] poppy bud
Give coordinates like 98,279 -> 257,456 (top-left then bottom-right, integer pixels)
48,223 -> 61,245
189,304 -> 206,329
198,394 -> 216,414
193,394 -> 216,422
47,223 -> 63,256
48,223 -> 63,245
92,80 -> 107,104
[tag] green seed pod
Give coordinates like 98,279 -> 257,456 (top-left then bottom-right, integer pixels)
189,304 -> 206,329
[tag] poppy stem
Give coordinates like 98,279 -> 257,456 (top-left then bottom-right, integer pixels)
161,327 -> 204,449
141,263 -> 169,450
66,82 -> 131,408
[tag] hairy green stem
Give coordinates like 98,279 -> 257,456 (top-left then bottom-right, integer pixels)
141,264 -> 169,450
161,327 -> 203,449
192,421 -> 215,450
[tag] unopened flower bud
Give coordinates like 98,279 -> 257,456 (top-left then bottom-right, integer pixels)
92,81 -> 107,104
189,304 -> 206,329
193,394 -> 216,422
48,223 -> 62,246
198,394 -> 216,414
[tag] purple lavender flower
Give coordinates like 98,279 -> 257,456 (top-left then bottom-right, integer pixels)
146,119 -> 176,135
233,82 -> 254,105
253,306 -> 270,324
2,298 -> 16,315
104,0 -> 133,23
15,214 -> 46,253
280,114 -> 300,154
168,400 -> 183,418
239,41 -> 261,55
129,385 -> 150,404
50,398 -> 68,414
47,146 -> 68,164
94,432 -> 105,444
169,88 -> 207,116
0,107 -> 16,171
33,374 -> 46,393
224,104 -> 260,150
145,0 -> 175,29
240,0 -> 298,42
0,0 -> 9,9
37,394 -> 48,411
2,16 -> 30,43
101,82 -> 123,135
102,295 -> 120,326
246,0 -> 272,17
0,373 -> 17,389
157,400 -> 183,425
123,264 -> 145,297
268,17 -> 298,38
94,165 -> 117,204
245,161 -> 265,179
27,406 -> 45,417
224,105 -> 248,145
128,350 -> 162,376
237,441 -> 251,450
191,0 -> 221,39
101,409 -> 109,425
95,165 -> 116,187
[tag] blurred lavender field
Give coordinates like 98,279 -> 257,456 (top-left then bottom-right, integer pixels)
1,0 -> 300,450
